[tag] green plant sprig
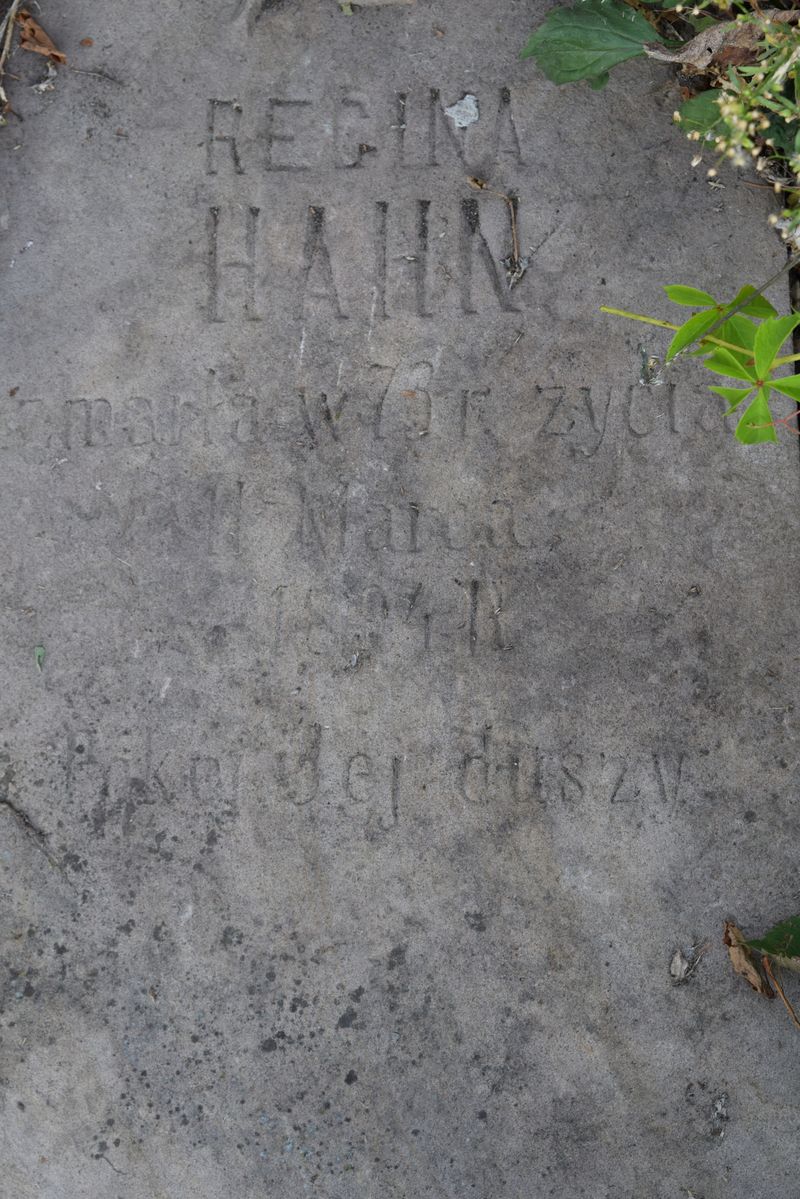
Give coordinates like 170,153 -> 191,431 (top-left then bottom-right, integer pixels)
603,284 -> 800,444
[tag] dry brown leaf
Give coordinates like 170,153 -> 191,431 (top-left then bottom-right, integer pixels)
16,10 -> 66,66
644,9 -> 795,74
724,922 -> 775,998
80,37 -> 93,48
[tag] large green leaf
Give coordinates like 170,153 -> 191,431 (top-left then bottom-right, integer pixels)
748,914 -> 800,967
677,90 -> 721,137
753,314 -> 800,379
521,0 -> 659,86
735,387 -> 777,444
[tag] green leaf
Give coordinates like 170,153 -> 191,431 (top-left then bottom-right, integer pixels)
708,385 -> 753,416
664,285 -> 717,307
728,285 -> 777,321
34,645 -> 45,672
520,0 -> 659,86
747,915 -> 800,965
770,374 -> 800,401
677,90 -> 721,137
754,314 -> 800,378
735,387 -> 777,444
666,309 -> 718,362
588,71 -> 610,89
702,347 -> 757,382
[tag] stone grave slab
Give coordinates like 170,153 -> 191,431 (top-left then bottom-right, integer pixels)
2,2 -> 800,1197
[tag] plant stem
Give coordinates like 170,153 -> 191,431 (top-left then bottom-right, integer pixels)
599,306 -> 750,357
600,306 -> 678,332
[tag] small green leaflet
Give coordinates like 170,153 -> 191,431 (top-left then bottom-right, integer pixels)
747,914 -> 800,970
728,285 -> 778,321
663,285 -> 717,307
520,0 -> 659,88
708,385 -> 753,416
753,314 -> 800,379
34,645 -> 45,672
772,374 -> 800,401
735,387 -> 777,445
665,309 -> 718,362
702,347 -> 756,383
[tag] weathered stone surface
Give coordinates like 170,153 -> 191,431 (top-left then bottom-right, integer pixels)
2,3 -> 799,1197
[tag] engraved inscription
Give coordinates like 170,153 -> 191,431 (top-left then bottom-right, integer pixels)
0,380 -> 734,459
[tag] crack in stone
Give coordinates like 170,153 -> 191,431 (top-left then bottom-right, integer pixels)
0,794 -> 61,868
0,758 -> 67,876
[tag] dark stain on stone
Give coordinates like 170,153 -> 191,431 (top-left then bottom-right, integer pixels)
222,926 -> 244,948
261,1037 -> 277,1052
208,624 -> 227,649
349,985 -> 365,1002
337,1007 -> 358,1029
465,911 -> 486,931
387,944 -> 407,970
62,851 -> 86,873
344,1069 -> 358,1085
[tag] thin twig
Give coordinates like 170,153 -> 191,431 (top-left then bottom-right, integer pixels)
467,176 -> 522,273
0,0 -> 22,80
763,955 -> 800,1031
684,940 -> 710,981
67,65 -> 124,85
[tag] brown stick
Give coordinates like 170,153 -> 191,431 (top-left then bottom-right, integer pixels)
763,955 -> 800,1031
466,177 -> 521,268
0,0 -> 22,80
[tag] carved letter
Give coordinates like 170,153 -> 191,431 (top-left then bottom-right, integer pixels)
460,199 -> 520,314
265,98 -> 312,171
206,99 -> 244,175
207,206 -> 261,322
375,200 -> 432,318
302,206 -> 347,319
